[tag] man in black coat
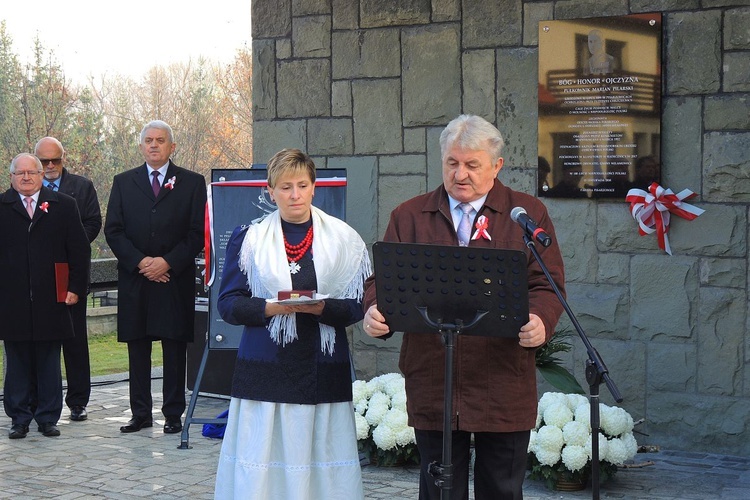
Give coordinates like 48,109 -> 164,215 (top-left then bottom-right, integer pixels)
34,137 -> 102,422
104,120 -> 206,435
0,153 -> 90,439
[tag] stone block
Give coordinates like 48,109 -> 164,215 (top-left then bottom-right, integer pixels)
498,166 -> 535,195
352,79 -> 402,154
630,255 -> 698,341
724,8 -> 750,49
332,0 -> 358,30
554,0 -> 629,19
668,203 -> 746,257
404,127 -> 426,153
329,156 -> 378,243
596,253 -> 630,284
277,59 -> 330,118
86,306 -> 118,336
360,0 -> 430,28
704,94 -> 750,131
332,29 -> 401,79
565,283 -> 630,340
699,258 -> 747,288
697,287 -> 745,395
426,126 -> 444,192
665,11 -> 721,95
662,97 -> 702,191
402,25 -> 461,126
523,2 -> 554,46
703,0 -> 750,7
545,200 -> 597,282
463,0 -> 521,48
723,51 -> 750,92
276,38 -> 292,59
252,0 -> 292,38
631,0 -> 699,11
379,154 -> 427,175
703,132 -> 750,203
496,48 -> 538,168
293,16 -> 331,58
292,0 -> 329,16
432,0 -> 460,22
332,80 -> 352,116
597,203 -> 661,254
252,39 -> 276,120
253,120 -> 306,165
307,118 -> 353,156
377,175 -> 426,238
647,342 -> 696,393
462,50 -> 496,123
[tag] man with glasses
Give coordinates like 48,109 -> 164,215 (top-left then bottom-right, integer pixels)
34,137 -> 102,422
0,153 -> 90,439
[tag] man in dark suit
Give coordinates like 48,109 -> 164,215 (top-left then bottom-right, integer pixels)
34,137 -> 102,422
0,153 -> 90,439
104,120 -> 206,435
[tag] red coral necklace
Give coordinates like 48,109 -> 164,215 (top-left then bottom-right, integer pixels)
284,225 -> 313,274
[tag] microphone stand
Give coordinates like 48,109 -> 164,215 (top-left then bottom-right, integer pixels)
522,233 -> 622,500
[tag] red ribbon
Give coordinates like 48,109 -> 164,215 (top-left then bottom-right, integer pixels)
471,215 -> 491,241
625,182 -> 704,255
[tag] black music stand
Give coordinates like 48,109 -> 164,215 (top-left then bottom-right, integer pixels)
373,242 -> 530,500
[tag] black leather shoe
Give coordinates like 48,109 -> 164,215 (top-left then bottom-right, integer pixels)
120,416 -> 153,433
163,417 -> 183,434
70,406 -> 88,421
38,423 -> 61,437
9,424 -> 29,439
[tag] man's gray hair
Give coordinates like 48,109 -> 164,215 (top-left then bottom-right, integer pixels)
10,153 -> 43,173
439,115 -> 505,165
140,120 -> 174,143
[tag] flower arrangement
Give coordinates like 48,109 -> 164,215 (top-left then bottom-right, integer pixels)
528,392 -> 638,490
39,201 -> 49,213
165,176 -> 177,190
352,372 -> 419,466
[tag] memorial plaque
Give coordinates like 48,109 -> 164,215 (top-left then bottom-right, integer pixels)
537,14 -> 662,199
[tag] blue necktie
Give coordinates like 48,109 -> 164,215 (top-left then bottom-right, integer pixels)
457,203 -> 473,246
46,182 -> 58,191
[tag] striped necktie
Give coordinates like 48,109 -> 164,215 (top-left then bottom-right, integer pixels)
457,203 -> 473,246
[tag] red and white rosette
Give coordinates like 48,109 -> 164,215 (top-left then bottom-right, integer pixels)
625,182 -> 705,255
471,214 -> 491,241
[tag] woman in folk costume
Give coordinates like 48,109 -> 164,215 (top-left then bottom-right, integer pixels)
214,149 -> 370,499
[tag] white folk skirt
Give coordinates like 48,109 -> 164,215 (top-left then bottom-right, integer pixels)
214,398 -> 364,500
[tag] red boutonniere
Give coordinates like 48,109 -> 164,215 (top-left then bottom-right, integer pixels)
471,215 -> 492,241
165,176 -> 177,190
40,202 -> 49,213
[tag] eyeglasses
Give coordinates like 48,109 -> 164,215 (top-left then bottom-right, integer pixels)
38,158 -> 63,166
11,170 -> 43,177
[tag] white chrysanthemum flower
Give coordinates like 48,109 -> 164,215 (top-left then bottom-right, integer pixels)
536,425 -> 565,453
365,391 -> 391,426
354,413 -> 370,440
381,408 -> 409,430
538,392 -> 568,415
383,376 -> 405,397
535,408 -> 543,429
352,379 -> 367,404
543,402 -> 574,428
584,432 -> 609,461
528,429 -> 538,452
395,425 -> 416,446
391,390 -> 407,410
562,420 -> 590,447
372,422 -> 398,450
566,393 -> 588,410
621,432 -> 638,458
601,405 -> 634,437
574,403 -> 591,429
534,447 -> 562,467
354,398 -> 368,415
561,444 -> 589,472
604,436 -> 631,464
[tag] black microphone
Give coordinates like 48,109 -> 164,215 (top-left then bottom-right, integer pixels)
510,207 -> 552,247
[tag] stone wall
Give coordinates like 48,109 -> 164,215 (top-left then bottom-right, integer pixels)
250,0 -> 750,456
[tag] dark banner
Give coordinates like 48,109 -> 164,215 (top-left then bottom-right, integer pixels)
537,13 -> 662,199
206,168 -> 347,349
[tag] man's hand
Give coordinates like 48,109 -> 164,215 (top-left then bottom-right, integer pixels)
64,292 -> 79,306
518,313 -> 546,348
363,304 -> 390,337
138,256 -> 171,282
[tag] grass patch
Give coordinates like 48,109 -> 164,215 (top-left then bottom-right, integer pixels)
0,332 -> 163,387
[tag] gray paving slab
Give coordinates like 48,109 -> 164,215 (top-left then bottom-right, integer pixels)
0,372 -> 748,499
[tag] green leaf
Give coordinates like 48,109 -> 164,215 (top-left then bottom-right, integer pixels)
538,363 -> 586,394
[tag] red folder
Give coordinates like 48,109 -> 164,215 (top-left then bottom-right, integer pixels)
55,263 -> 69,303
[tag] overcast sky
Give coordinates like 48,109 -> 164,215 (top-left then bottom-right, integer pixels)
1,0 -> 251,83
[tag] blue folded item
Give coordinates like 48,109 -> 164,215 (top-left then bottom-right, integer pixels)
202,410 -> 229,439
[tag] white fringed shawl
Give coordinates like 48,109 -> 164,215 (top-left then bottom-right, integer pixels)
238,206 -> 371,355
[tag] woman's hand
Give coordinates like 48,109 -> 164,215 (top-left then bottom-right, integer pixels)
265,300 -> 325,317
363,304 -> 390,337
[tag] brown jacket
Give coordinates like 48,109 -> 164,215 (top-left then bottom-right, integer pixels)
364,179 -> 566,432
